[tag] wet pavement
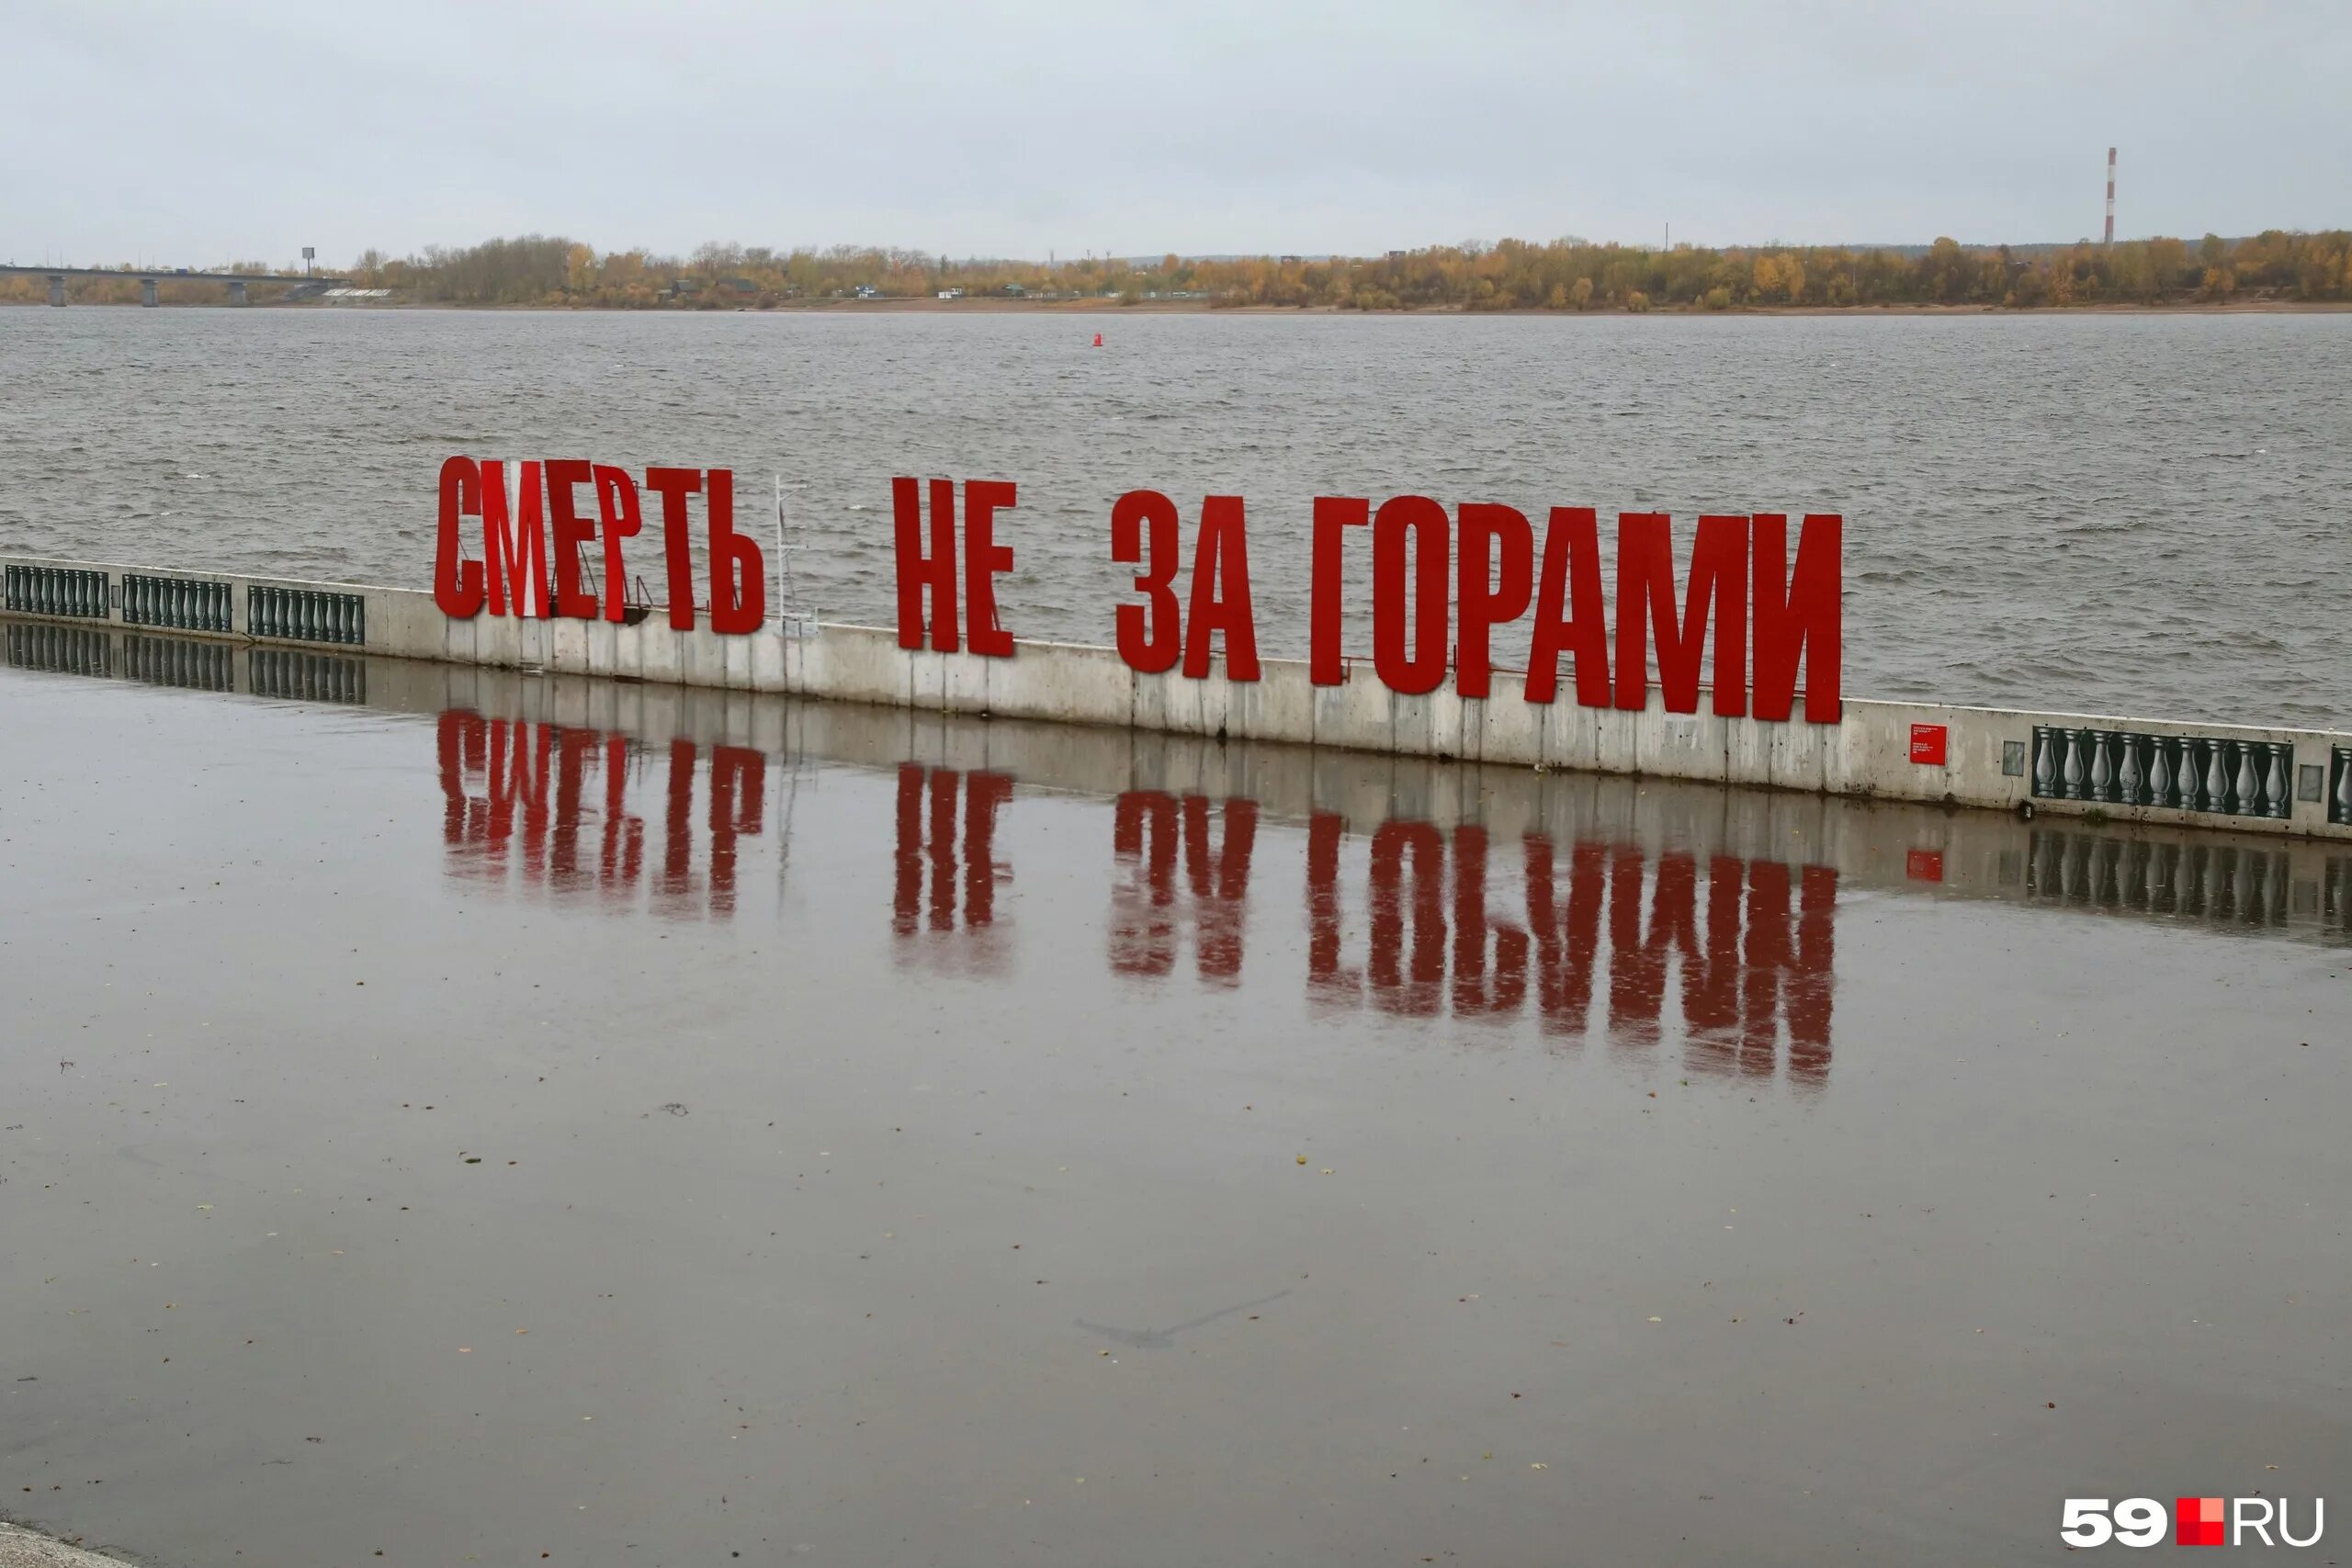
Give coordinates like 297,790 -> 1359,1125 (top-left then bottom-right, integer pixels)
2,627 -> 2348,1567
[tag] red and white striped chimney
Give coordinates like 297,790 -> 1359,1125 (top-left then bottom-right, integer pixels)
2104,147 -> 2116,244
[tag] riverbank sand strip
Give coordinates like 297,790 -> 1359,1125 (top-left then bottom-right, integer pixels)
0,1524 -> 138,1568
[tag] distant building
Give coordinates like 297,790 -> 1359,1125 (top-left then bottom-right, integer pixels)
937,288 -> 965,299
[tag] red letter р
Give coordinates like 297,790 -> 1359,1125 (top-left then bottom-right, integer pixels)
1111,489 -> 1182,674
1455,502 -> 1533,700
1525,506 -> 1610,706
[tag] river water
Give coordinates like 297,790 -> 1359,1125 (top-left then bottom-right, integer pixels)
1,307 -> 2345,725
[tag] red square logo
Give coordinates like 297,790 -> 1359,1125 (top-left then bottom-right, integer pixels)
1905,849 -> 1945,883
1909,723 -> 1948,766
2177,1496 -> 2225,1546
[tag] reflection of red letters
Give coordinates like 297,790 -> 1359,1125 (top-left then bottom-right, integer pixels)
436,710 -> 754,919
599,735 -> 643,889
1684,857 -> 1747,1042
1108,793 -> 1256,981
1109,792 -> 1179,976
1306,810 -> 1361,1001
660,739 -> 702,911
1367,819 -> 1445,1015
1450,825 -> 1528,1016
1742,862 -> 1837,1082
437,710 -> 490,851
892,765 -> 1013,940
1524,836 -> 1606,1036
1607,845 -> 1669,1041
1306,814 -> 1835,1080
549,726 -> 596,886
707,745 -> 765,916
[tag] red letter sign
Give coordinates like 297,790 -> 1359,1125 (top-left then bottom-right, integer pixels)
963,479 -> 1016,657
1525,507 -> 1610,705
1455,502 -> 1534,699
893,477 -> 960,652
1310,496 -> 1370,684
1112,489 -> 1182,673
544,459 -> 599,620
480,459 -> 550,618
1184,495 -> 1259,681
645,467 -> 702,630
705,469 -> 766,635
435,457 -> 486,618
1613,513 -> 1749,716
1371,495 -> 1449,696
591,465 -> 643,623
1752,513 -> 1842,723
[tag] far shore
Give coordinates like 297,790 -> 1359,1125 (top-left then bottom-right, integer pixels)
6,296 -> 2347,317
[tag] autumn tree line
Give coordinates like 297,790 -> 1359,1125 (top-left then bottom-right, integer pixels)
8,231 -> 2348,310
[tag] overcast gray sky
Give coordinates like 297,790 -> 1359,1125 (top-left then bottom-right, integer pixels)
10,0 -> 2346,267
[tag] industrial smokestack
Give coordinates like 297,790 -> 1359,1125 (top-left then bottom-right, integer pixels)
2104,147 -> 2116,244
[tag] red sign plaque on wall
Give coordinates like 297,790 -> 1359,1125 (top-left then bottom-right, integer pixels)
1910,723 -> 1949,765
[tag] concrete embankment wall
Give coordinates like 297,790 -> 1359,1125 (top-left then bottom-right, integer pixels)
10,628 -> 2345,943
6,552 -> 2348,841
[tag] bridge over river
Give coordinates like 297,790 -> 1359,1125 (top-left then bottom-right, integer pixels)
1,264 -> 348,306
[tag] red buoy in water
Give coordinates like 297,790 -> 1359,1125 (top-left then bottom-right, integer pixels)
1091,333 -> 1103,348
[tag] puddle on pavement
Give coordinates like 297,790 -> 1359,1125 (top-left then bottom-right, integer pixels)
3,629 -> 2348,1566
